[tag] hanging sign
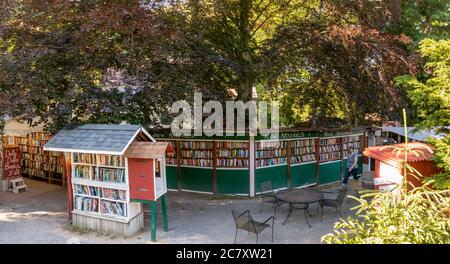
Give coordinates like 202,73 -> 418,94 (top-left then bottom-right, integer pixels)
3,147 -> 21,179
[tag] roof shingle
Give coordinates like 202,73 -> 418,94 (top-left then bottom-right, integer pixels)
44,124 -> 151,154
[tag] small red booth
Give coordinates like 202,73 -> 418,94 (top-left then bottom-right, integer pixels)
363,142 -> 440,191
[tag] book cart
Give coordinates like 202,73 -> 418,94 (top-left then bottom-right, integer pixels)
44,124 -> 171,238
154,128 -> 366,197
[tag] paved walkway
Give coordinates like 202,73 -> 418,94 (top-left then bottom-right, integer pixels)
0,179 -> 358,244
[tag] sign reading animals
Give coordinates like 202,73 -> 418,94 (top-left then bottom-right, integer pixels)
3,147 -> 21,179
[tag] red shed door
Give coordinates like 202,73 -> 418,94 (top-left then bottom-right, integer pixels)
128,158 -> 155,201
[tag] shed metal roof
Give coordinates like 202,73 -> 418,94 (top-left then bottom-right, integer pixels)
363,142 -> 435,168
381,126 -> 448,142
43,124 -> 154,155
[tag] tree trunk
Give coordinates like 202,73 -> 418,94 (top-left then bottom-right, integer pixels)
237,0 -> 254,102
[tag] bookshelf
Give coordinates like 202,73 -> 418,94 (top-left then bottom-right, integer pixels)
289,138 -> 316,165
179,141 -> 214,167
19,132 -> 65,185
255,141 -> 287,167
343,135 -> 362,156
216,141 -> 249,168
71,152 -> 140,220
319,138 -> 341,162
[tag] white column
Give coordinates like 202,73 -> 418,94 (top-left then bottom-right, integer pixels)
249,135 -> 255,197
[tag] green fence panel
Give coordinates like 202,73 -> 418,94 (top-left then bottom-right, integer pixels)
290,162 -> 317,187
166,166 -> 178,190
358,156 -> 363,175
255,165 -> 287,193
216,169 -> 249,195
319,161 -> 342,184
180,167 -> 214,193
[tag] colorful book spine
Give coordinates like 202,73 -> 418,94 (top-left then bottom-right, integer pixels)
98,168 -> 125,183
73,153 -> 97,164
74,184 -> 99,196
100,200 -> 126,217
74,196 -> 99,212
100,188 -> 126,201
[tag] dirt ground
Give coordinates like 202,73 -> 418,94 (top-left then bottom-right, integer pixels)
0,179 -> 359,244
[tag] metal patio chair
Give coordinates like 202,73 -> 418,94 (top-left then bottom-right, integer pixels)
319,184 -> 348,220
231,210 -> 274,244
259,181 -> 285,217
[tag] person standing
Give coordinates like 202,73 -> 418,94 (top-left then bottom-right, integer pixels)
343,147 -> 359,184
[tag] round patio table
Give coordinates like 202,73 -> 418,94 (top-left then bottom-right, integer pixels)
276,188 -> 323,228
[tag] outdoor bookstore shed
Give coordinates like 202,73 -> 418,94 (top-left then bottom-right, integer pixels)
44,124 -> 172,237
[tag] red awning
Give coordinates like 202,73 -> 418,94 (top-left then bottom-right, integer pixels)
363,142 -> 435,166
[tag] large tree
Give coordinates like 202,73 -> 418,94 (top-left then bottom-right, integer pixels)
1,0 -> 436,130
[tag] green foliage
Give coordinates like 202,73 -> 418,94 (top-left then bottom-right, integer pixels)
399,0 -> 450,41
396,39 -> 450,127
395,38 -> 450,190
321,184 -> 450,244
427,136 -> 450,190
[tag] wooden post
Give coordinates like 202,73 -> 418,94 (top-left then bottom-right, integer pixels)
64,152 -> 73,223
161,195 -> 168,232
150,200 -> 157,242
286,140 -> 291,189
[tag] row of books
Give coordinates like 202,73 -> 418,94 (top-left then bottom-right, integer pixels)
290,146 -> 315,155
20,145 -> 44,154
73,153 -> 96,164
21,159 -> 63,172
31,139 -> 47,147
216,142 -> 248,149
74,165 -> 97,180
19,137 -> 29,145
98,168 -> 126,183
290,139 -> 315,147
29,132 -> 51,140
181,141 -> 213,149
319,152 -> 341,161
98,155 -> 124,167
180,150 -> 213,158
100,188 -> 127,201
217,159 -> 249,167
256,157 -> 287,167
290,154 -> 316,164
256,149 -> 287,158
256,141 -> 287,149
217,149 -> 248,158
21,153 -> 61,163
320,138 -> 339,145
74,184 -> 98,196
101,201 -> 126,217
344,142 -> 361,149
73,184 -> 127,201
74,196 -> 98,212
23,168 -> 43,177
344,136 -> 360,143
320,145 -> 340,153
181,159 -> 213,167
